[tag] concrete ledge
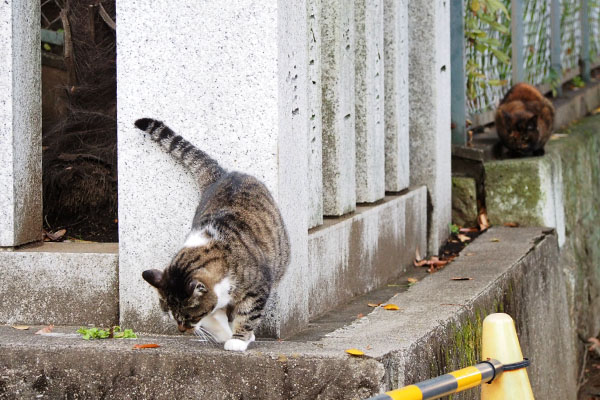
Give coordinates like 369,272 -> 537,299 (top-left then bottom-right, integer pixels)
263,186 -> 427,337
0,243 -> 118,326
0,228 -> 575,399
305,186 -> 427,321
485,152 -> 566,246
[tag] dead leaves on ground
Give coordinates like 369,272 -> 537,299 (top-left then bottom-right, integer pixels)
345,348 -> 365,357
11,325 -> 30,330
43,229 -> 66,242
35,325 -> 54,335
414,254 -> 451,273
478,208 -> 490,231
367,303 -> 401,311
133,343 -> 160,349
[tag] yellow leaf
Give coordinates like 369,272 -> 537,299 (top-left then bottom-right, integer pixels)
407,278 -> 418,284
471,0 -> 480,12
12,325 -> 29,330
277,354 -> 288,362
367,303 -> 381,307
383,304 -> 400,310
491,238 -> 500,242
345,348 -> 365,357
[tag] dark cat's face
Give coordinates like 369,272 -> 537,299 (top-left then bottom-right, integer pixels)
500,111 -> 539,152
142,253 -> 221,332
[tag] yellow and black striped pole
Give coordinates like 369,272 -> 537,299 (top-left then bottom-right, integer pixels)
367,359 -> 504,400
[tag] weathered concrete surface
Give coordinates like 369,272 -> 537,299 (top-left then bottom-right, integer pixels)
0,0 -> 42,247
307,0 -> 324,229
304,186 -> 427,322
407,0 -> 452,254
383,0 -> 410,193
0,228 -> 575,399
354,0 -> 385,203
485,152 -> 566,246
0,243 -> 118,327
545,115 -> 600,341
321,0 -> 357,216
451,176 -> 478,227
553,80 -> 600,129
117,2 -> 310,337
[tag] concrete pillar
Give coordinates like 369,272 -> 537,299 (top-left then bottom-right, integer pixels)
0,0 -> 42,247
117,1 -> 309,337
321,0 -> 357,216
308,0 -> 324,229
354,0 -> 385,203
383,0 -> 410,192
408,0 -> 452,253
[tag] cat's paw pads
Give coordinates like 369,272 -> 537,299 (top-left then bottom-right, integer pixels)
224,338 -> 250,352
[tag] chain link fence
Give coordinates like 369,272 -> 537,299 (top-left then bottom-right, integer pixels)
523,0 -> 552,87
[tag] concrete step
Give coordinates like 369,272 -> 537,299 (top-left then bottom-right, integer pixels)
0,228 -> 575,399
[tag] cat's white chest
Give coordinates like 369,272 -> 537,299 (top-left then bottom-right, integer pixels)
213,276 -> 233,309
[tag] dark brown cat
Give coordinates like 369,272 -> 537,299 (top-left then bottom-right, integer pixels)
135,118 -> 290,351
495,83 -> 555,156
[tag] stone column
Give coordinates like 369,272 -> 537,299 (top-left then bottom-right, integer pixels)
383,0 -> 410,192
308,0 -> 324,229
321,0 -> 357,216
408,0 -> 452,253
117,1 -> 309,337
0,0 -> 42,247
354,0 -> 385,203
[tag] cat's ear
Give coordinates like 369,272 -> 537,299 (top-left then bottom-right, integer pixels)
188,280 -> 208,297
142,269 -> 163,288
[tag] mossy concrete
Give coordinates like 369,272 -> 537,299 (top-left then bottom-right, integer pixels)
0,228 -> 575,399
451,176 -> 478,227
484,153 -> 565,246
546,115 -> 600,340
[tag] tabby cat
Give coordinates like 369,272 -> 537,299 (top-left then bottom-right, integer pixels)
135,118 -> 290,351
495,82 -> 555,156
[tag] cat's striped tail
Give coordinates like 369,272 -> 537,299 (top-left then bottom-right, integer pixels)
135,118 -> 225,189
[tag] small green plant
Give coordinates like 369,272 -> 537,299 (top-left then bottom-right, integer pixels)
449,223 -> 460,235
572,75 -> 585,88
545,68 -> 561,97
77,326 -> 137,340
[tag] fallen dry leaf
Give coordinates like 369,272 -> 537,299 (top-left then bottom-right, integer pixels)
407,278 -> 418,284
367,303 -> 381,308
357,313 -> 364,319
414,258 -> 428,267
133,343 -> 160,349
366,345 -> 373,350
478,208 -> 490,231
43,229 -> 66,242
465,252 -> 476,256
503,222 -> 519,227
345,348 -> 365,357
383,304 -> 400,311
589,338 -> 600,356
593,106 -> 600,115
490,238 -> 500,242
457,234 -> 471,243
12,325 -> 29,330
35,325 -> 54,335
451,277 -> 474,281
459,227 -> 479,233
277,354 -> 288,362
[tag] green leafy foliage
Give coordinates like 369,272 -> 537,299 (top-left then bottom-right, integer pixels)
465,0 -> 511,103
572,75 -> 585,88
449,223 -> 460,235
77,326 -> 137,340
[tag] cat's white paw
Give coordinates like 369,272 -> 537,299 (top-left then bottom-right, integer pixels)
224,338 -> 250,352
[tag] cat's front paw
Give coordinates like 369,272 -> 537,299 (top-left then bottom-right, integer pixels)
224,338 -> 250,352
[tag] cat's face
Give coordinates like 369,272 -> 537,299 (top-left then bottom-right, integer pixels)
142,250 -> 224,332
501,111 -> 539,151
